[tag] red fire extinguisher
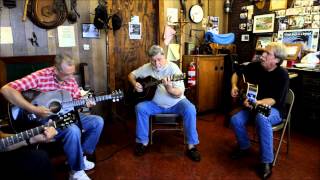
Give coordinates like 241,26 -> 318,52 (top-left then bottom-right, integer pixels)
187,62 -> 196,87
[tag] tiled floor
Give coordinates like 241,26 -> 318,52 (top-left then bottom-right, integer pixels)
54,113 -> 320,180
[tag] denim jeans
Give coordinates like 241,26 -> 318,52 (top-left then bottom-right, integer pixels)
55,112 -> 104,171
230,108 -> 282,163
135,98 -> 199,145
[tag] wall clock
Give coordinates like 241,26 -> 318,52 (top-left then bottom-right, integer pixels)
189,4 -> 204,23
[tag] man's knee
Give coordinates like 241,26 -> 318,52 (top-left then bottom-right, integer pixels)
65,125 -> 82,139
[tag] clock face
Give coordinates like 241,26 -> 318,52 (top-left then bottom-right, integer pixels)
189,5 -> 204,23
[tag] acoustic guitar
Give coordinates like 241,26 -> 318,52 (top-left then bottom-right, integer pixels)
8,89 -> 123,132
128,74 -> 185,104
231,74 -> 271,117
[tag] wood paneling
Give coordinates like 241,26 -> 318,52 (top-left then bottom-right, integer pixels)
105,0 -> 158,117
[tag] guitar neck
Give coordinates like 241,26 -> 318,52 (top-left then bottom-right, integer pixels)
62,94 -> 113,107
0,123 -> 55,151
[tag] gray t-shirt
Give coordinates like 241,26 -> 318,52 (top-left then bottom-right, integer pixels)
132,62 -> 185,108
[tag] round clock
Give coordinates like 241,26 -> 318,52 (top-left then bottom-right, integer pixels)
189,5 -> 204,23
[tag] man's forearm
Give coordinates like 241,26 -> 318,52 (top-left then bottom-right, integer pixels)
231,73 -> 238,88
0,85 -> 36,113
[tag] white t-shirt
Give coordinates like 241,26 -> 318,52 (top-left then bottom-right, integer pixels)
132,62 -> 185,108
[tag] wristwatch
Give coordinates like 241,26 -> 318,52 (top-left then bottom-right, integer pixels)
189,4 -> 204,23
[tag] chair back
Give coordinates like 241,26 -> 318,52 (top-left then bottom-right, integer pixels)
284,89 -> 295,123
272,89 -> 295,131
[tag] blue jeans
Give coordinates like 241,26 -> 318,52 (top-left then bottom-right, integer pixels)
55,113 -> 104,171
135,98 -> 199,145
230,108 -> 282,163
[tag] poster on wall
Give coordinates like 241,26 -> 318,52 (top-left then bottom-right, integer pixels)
277,29 -> 319,51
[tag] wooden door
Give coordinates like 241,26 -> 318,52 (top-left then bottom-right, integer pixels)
197,57 -> 219,112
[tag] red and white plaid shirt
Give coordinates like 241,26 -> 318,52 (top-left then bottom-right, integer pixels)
8,67 -> 81,99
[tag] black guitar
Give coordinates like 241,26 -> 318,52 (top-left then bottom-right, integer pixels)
0,112 -> 76,152
231,74 -> 271,117
8,89 -> 124,132
129,74 -> 185,103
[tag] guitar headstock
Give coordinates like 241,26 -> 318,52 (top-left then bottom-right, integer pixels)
256,104 -> 271,117
111,89 -> 124,102
49,111 -> 78,129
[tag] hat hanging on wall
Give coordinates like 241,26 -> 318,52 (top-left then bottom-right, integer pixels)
94,4 -> 108,29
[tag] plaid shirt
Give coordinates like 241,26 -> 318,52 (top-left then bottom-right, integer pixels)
8,67 -> 81,99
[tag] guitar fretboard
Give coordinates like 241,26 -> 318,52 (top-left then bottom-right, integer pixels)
0,124 -> 51,151
62,94 -> 113,108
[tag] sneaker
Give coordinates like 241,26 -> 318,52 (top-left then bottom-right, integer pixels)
186,147 -> 201,162
84,156 -> 95,171
134,143 -> 147,156
69,170 -> 91,180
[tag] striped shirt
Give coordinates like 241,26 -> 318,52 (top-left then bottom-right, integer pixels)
8,67 -> 81,99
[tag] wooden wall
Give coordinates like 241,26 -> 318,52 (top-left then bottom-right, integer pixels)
0,0 -> 107,93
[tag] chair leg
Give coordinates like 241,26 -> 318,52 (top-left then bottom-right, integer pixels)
150,119 -> 153,145
273,122 -> 289,166
287,121 -> 291,156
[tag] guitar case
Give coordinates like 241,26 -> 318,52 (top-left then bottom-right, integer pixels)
27,0 -> 67,29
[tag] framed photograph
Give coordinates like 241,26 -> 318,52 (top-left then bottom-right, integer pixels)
256,36 -> 272,49
241,34 -> 250,41
82,23 -> 100,38
253,14 -> 275,33
278,29 -> 319,51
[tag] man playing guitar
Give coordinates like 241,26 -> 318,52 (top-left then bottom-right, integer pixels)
230,42 -> 289,179
0,54 -> 104,180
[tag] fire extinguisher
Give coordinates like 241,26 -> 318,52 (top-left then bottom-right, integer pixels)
187,62 -> 196,87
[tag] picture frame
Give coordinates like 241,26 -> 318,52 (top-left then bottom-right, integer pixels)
82,23 -> 100,38
255,36 -> 272,50
253,14 -> 275,33
241,34 -> 250,41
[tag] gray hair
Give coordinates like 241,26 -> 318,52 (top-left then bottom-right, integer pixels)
268,42 -> 287,66
148,45 -> 164,57
54,54 -> 74,71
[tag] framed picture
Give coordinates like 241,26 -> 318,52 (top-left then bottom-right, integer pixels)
277,29 -> 319,51
82,23 -> 100,38
241,34 -> 250,41
256,36 -> 272,49
253,14 -> 275,33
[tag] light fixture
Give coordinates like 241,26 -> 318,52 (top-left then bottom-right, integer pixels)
224,0 -> 233,13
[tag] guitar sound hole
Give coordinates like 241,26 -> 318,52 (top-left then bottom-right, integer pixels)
49,101 -> 62,113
